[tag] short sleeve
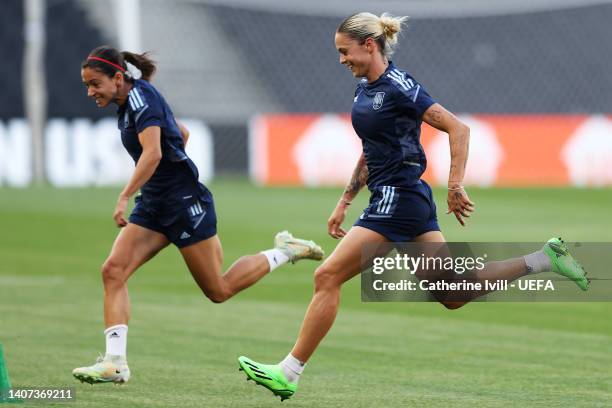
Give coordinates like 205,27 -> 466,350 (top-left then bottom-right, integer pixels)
396,83 -> 436,117
127,86 -> 163,134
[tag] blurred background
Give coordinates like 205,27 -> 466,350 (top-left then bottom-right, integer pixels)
2,0 -> 612,188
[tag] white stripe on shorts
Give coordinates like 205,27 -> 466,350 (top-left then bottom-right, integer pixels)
383,187 -> 395,214
377,186 -> 389,213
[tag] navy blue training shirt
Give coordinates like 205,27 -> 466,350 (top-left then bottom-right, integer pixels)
117,79 -> 201,207
351,62 -> 436,190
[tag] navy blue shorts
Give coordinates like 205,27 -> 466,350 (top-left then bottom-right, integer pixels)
354,180 -> 440,242
129,185 -> 217,248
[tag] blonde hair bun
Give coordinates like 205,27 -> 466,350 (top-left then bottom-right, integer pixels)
379,13 -> 407,47
337,12 -> 409,58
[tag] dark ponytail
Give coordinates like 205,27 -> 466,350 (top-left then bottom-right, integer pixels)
82,45 -> 157,82
121,51 -> 156,82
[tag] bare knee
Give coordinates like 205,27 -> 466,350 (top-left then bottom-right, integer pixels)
314,264 -> 342,293
440,300 -> 467,310
428,290 -> 468,310
206,292 -> 231,304
190,268 -> 231,304
205,289 -> 230,304
101,258 -> 128,289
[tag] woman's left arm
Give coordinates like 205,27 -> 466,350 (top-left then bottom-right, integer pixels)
422,103 -> 475,226
177,121 -> 190,146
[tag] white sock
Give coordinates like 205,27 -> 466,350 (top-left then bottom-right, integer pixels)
523,250 -> 552,274
279,353 -> 305,384
104,324 -> 128,358
261,249 -> 290,272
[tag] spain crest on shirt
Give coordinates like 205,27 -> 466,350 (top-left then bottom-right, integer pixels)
373,92 -> 385,110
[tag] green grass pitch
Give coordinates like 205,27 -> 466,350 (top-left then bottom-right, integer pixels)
1,179 -> 611,407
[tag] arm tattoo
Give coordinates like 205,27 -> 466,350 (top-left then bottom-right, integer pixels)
449,128 -> 469,184
344,157 -> 368,198
425,108 -> 444,127
425,104 -> 469,184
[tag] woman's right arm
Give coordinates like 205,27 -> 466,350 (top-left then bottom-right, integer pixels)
114,126 -> 162,227
328,153 -> 368,239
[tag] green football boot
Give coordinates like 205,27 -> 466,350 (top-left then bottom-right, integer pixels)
543,237 -> 590,291
275,231 -> 324,263
238,356 -> 297,401
72,354 -> 130,384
